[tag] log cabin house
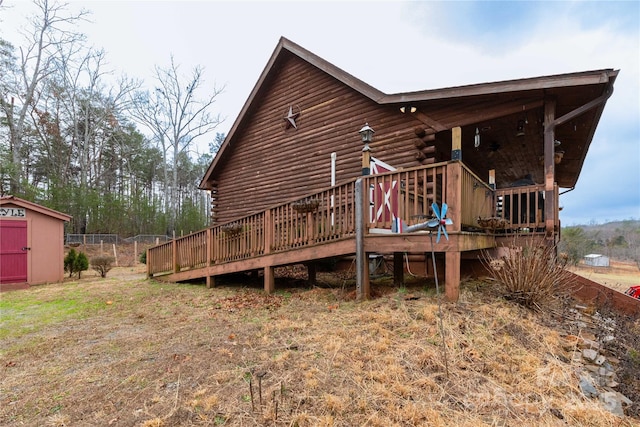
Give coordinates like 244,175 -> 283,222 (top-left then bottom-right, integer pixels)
147,37 -> 617,301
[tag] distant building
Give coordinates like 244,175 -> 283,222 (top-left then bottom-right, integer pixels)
584,254 -> 610,267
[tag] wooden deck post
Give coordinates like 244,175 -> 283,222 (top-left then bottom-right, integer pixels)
393,252 -> 404,287
172,239 -> 179,273
451,126 -> 462,160
264,209 -> 272,254
146,248 -> 151,278
488,169 -> 496,190
543,98 -> 556,238
355,178 -> 370,300
445,162 -> 462,233
307,262 -> 317,286
206,275 -> 215,289
445,251 -> 461,302
264,266 -> 275,294
206,228 -> 215,288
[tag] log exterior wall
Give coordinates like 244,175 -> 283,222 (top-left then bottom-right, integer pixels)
208,53 -> 438,224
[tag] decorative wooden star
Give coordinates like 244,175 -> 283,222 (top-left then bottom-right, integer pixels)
283,105 -> 300,129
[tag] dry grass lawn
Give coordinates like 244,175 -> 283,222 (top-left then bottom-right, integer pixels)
0,266 -> 637,426
569,260 -> 640,294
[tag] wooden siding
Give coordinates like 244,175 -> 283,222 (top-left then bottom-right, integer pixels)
209,53 -> 436,224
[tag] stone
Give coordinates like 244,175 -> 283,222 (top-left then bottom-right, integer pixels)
600,391 -> 625,417
580,339 -> 600,350
595,355 -> 607,366
582,348 -> 598,362
579,376 -> 599,398
616,392 -> 633,406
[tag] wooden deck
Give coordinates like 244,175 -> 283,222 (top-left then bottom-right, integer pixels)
147,161 -> 555,301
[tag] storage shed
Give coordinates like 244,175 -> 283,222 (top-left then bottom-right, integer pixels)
584,254 -> 610,268
0,196 -> 71,289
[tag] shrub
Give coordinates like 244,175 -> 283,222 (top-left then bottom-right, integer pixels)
91,256 -> 115,278
64,249 -> 89,279
64,248 -> 77,277
75,252 -> 89,279
139,251 -> 147,264
482,237 -> 573,312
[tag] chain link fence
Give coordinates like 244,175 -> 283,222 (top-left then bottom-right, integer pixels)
66,234 -> 172,245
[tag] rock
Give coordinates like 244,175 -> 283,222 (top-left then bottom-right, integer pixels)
585,364 -> 600,373
582,348 -> 598,362
616,392 -> 633,406
580,339 -> 600,350
600,391 -> 625,417
579,376 -> 599,398
595,355 -> 606,366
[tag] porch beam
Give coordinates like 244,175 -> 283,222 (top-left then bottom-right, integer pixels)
550,87 -> 613,128
543,98 -> 557,238
414,111 -> 447,132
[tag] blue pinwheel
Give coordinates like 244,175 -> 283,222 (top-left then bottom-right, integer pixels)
426,202 -> 453,243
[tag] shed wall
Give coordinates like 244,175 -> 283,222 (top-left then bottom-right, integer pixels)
1,202 -> 66,284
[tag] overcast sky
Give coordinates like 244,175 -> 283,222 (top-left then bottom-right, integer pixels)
2,1 -> 639,226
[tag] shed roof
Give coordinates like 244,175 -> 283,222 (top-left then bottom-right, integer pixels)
584,254 -> 607,259
0,196 -> 72,222
200,37 -> 617,190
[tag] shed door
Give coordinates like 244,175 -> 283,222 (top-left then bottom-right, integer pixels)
0,220 -> 28,283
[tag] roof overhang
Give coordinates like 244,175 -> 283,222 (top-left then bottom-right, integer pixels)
0,196 -> 72,222
199,36 -> 617,191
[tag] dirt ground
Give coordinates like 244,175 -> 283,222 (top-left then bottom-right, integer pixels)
2,262 -> 639,426
1,245 -> 638,426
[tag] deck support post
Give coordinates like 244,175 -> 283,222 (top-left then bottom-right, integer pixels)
355,178 -> 370,300
307,262 -> 316,286
445,251 -> 461,302
264,266 -> 275,294
393,252 -> 404,287
206,275 -> 215,289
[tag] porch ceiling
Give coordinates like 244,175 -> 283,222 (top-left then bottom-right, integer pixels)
424,81 -> 614,189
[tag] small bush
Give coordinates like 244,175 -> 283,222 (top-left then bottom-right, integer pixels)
139,251 -> 147,264
64,249 -> 89,279
483,237 -> 572,312
64,248 -> 77,277
91,256 -> 115,278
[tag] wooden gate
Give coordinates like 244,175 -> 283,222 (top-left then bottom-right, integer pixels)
0,220 -> 28,283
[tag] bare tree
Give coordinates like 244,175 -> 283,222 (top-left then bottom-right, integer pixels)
0,0 -> 88,194
132,56 -> 223,232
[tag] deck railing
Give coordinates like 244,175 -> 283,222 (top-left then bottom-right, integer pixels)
148,179 -> 359,276
147,161 -> 555,277
495,184 -> 547,231
460,164 -> 495,228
